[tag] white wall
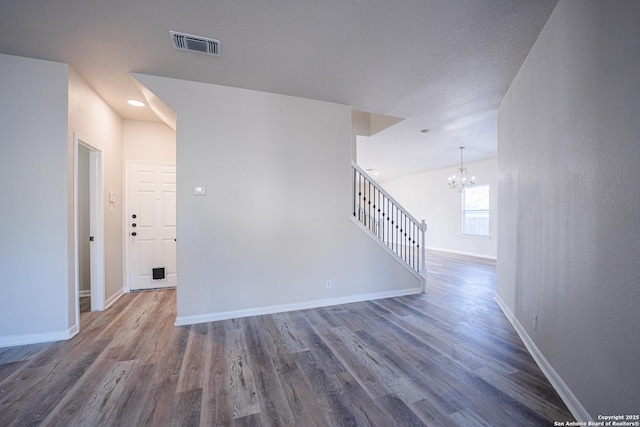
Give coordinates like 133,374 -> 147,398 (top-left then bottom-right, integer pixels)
68,68 -> 124,306
497,0 -> 640,418
123,120 -> 176,163
134,74 -> 422,324
379,158 -> 497,259
0,55 -> 124,346
0,54 -> 71,343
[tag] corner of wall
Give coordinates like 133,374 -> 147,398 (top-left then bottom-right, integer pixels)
494,294 -> 591,421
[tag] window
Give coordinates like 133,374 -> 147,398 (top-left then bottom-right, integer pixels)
462,185 -> 490,237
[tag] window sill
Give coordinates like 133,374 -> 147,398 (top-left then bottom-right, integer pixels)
461,234 -> 492,240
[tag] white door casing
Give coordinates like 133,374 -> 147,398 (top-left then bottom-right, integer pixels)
126,162 -> 177,290
74,133 -> 106,322
88,147 -> 105,310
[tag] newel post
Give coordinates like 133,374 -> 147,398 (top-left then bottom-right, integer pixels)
420,220 -> 427,275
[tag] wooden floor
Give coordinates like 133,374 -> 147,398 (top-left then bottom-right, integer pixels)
79,296 -> 91,313
0,251 -> 573,426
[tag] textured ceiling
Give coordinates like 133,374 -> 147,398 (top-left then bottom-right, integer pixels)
0,0 -> 557,180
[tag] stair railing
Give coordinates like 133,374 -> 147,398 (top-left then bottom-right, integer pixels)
352,162 -> 426,274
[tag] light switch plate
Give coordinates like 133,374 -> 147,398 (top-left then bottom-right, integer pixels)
193,186 -> 206,195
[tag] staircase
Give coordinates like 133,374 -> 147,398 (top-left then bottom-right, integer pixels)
351,162 -> 426,276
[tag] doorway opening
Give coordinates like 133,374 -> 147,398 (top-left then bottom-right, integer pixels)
74,133 -> 105,329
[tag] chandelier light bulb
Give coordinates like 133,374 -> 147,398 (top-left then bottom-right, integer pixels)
448,147 -> 476,193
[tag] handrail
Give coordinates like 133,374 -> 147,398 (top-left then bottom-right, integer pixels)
352,162 -> 426,274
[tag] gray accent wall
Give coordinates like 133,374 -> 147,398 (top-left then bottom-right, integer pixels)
497,0 -> 640,417
0,54 -> 70,338
134,74 -> 423,323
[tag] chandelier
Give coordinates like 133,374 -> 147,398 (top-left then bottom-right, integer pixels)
448,146 -> 475,193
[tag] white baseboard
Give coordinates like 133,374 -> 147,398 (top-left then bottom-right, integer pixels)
79,290 -> 91,298
105,287 -> 124,309
175,287 -> 423,327
68,324 -> 78,339
494,294 -> 592,422
426,246 -> 497,260
0,324 -> 78,348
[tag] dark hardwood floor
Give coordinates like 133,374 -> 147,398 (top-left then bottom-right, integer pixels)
0,251 -> 574,426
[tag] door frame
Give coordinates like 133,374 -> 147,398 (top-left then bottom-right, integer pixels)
73,132 -> 106,327
124,160 -> 176,292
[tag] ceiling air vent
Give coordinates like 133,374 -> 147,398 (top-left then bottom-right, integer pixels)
170,31 -> 220,56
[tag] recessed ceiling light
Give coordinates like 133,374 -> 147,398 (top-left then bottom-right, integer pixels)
127,99 -> 145,107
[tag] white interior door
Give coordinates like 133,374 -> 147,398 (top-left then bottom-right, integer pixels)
127,162 -> 177,290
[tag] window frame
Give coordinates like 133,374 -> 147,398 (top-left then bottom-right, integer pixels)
461,184 -> 490,238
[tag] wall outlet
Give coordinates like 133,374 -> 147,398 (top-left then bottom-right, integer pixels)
326,280 -> 332,289
533,314 -> 538,331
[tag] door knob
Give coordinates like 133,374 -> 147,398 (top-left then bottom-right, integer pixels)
131,232 -> 137,236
